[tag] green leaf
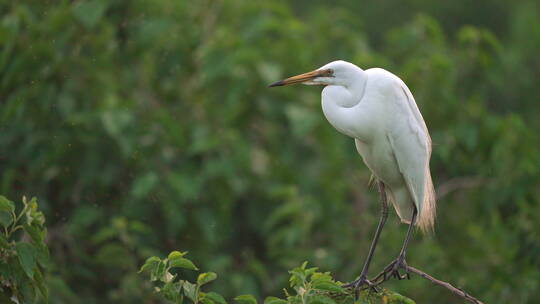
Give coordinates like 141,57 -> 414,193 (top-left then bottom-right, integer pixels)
310,272 -> 342,293
162,280 -> 183,302
168,250 -> 188,260
169,257 -> 199,271
19,280 -> 37,303
0,196 -> 15,212
183,281 -> 198,302
23,224 -> 44,244
139,256 -> 161,273
264,297 -> 287,304
289,261 -> 316,287
0,196 -> 14,228
308,295 -> 336,304
34,267 -> 49,299
152,260 -> 168,282
201,295 -> 215,304
35,243 -> 50,266
15,242 -> 36,278
305,267 -> 318,278
6,256 -> 24,283
310,272 -> 333,282
0,213 -> 11,227
197,272 -> 217,286
311,280 -> 343,293
382,290 -> 416,304
205,292 -> 227,304
234,295 -> 257,304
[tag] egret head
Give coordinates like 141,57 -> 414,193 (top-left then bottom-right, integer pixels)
268,60 -> 362,87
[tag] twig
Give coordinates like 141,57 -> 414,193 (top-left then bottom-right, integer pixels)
406,266 -> 484,304
435,176 -> 485,199
371,265 -> 485,304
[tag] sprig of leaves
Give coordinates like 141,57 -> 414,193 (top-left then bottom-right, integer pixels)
0,196 -> 49,303
286,261 -> 345,304
141,252 -> 415,304
286,261 -> 415,304
139,251 -> 218,304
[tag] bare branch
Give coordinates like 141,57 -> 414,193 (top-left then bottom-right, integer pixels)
406,265 -> 485,304
436,176 -> 486,199
370,264 -> 485,304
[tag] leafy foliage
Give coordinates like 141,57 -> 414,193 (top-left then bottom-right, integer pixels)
141,251 -> 414,304
139,250 -> 221,304
1,0 -> 539,303
0,196 -> 49,303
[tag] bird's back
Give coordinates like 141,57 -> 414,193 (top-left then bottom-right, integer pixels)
356,68 -> 436,232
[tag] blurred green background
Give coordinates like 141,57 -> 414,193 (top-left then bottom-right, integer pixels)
1,0 -> 540,303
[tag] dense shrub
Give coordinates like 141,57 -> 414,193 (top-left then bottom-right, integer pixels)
1,0 -> 539,303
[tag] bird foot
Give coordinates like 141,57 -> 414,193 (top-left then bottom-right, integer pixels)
343,275 -> 380,298
379,254 -> 410,281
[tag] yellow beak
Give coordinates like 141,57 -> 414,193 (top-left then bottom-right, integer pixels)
268,69 -> 333,87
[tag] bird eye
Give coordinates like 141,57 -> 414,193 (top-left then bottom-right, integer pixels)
326,69 -> 334,77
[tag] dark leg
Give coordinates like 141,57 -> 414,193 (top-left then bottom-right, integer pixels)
373,208 -> 417,283
344,182 -> 389,292
398,208 -> 417,259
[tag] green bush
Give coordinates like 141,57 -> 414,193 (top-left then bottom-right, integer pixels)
139,251 -> 414,304
1,0 -> 539,303
0,196 -> 49,303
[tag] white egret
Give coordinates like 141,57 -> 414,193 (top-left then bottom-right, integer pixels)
269,60 -> 436,290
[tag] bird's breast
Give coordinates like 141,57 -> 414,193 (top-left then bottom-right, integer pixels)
355,138 -> 403,187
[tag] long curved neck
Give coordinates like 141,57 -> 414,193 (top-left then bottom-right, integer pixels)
321,69 -> 369,139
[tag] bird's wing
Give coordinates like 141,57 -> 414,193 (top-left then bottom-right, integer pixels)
386,80 -> 433,218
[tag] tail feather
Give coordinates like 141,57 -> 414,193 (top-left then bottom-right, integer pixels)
416,170 -> 436,233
